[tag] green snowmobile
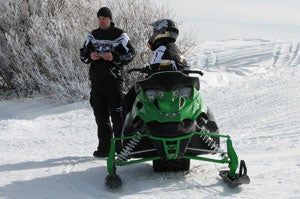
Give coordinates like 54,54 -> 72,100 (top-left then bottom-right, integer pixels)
105,67 -> 250,188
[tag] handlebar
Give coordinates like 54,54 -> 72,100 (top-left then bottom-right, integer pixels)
183,70 -> 204,76
128,66 -> 204,76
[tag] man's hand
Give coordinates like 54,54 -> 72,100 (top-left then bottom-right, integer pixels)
90,52 -> 100,61
101,52 -> 113,61
90,51 -> 113,61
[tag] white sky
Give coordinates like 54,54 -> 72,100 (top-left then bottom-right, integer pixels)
154,0 -> 300,40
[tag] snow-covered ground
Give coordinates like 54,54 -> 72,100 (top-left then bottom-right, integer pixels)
1,39 -> 300,198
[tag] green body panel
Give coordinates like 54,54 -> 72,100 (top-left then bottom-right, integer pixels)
131,87 -> 203,123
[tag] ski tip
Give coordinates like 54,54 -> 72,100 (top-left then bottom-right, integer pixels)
219,170 -> 250,187
105,174 -> 122,189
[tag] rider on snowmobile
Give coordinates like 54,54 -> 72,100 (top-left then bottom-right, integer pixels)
123,19 -> 188,113
147,19 -> 188,71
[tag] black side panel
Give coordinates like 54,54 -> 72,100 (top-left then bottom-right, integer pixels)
146,120 -> 196,138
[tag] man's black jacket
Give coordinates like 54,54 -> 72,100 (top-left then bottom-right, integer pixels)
80,22 -> 135,80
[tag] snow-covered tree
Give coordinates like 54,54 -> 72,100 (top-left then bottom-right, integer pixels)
0,0 -> 196,102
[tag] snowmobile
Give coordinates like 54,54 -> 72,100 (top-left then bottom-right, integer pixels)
105,67 -> 250,188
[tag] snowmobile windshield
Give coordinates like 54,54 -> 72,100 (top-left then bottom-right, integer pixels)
135,71 -> 200,92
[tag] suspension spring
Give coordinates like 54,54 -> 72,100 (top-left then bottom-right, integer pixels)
201,135 -> 226,158
117,132 -> 142,161
197,124 -> 227,158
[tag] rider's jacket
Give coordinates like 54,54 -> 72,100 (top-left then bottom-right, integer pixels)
150,42 -> 188,71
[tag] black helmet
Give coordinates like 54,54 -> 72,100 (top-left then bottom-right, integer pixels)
148,19 -> 179,51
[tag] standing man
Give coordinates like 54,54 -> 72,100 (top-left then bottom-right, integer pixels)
80,7 -> 135,158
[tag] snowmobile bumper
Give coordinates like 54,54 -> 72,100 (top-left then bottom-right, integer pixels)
105,131 -> 250,188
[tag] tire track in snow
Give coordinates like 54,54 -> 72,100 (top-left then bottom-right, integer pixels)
189,39 -> 300,77
214,43 -> 275,66
273,40 -> 300,68
290,41 -> 300,66
189,40 -> 275,68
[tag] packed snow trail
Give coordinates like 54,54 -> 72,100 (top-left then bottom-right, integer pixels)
0,39 -> 299,198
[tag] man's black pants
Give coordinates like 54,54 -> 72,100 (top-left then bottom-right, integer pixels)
90,78 -> 124,153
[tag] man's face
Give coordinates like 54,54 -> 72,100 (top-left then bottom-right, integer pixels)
98,16 -> 111,30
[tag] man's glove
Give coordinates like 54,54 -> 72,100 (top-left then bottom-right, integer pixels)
80,47 -> 91,64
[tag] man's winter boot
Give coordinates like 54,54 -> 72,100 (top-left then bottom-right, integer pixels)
93,150 -> 109,158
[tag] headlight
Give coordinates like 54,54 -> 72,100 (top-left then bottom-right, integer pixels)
180,87 -> 192,98
145,90 -> 164,100
173,87 -> 192,99
172,88 -> 180,99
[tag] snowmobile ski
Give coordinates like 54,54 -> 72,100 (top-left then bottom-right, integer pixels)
105,174 -> 122,189
219,160 -> 250,186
